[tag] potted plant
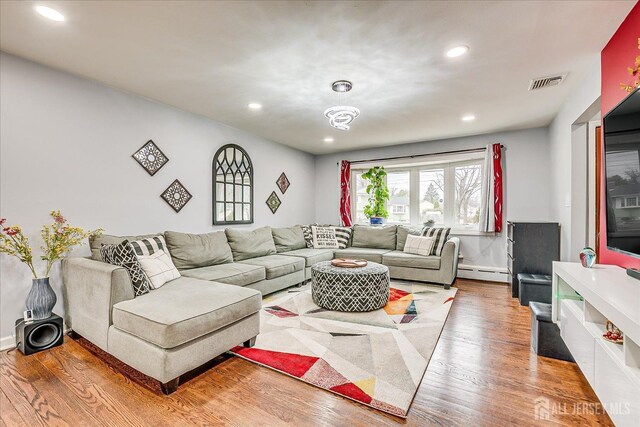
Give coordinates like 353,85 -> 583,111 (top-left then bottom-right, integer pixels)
362,166 -> 390,225
0,211 -> 102,320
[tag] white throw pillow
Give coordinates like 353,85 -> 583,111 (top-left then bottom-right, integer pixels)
137,249 -> 180,289
311,226 -> 339,249
403,234 -> 436,257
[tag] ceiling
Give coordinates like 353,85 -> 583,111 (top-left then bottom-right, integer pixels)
0,1 -> 635,155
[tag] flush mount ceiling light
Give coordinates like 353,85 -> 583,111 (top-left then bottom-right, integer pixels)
35,5 -> 65,22
324,137 -> 335,143
331,80 -> 352,92
324,80 -> 360,131
247,102 -> 262,110
446,45 -> 469,58
462,114 -> 476,121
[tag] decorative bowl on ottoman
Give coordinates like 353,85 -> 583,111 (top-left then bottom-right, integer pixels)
311,260 -> 390,312
331,258 -> 368,268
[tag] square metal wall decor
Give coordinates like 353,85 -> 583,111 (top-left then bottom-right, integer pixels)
132,140 -> 169,176
266,191 -> 281,214
161,179 -> 192,213
276,172 -> 290,194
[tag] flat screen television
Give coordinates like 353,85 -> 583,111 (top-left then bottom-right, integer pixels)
603,87 -> 640,258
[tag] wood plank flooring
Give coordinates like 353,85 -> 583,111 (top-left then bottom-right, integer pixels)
0,279 -> 613,426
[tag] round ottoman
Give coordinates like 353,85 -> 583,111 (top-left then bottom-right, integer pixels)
311,260 -> 390,312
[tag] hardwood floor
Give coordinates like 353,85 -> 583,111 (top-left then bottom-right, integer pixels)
0,279 -> 612,426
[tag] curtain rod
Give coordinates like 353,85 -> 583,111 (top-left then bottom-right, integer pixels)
335,145 -> 504,166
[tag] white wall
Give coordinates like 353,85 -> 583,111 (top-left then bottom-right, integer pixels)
0,53 -> 316,344
314,127 -> 552,271
549,56 -> 601,261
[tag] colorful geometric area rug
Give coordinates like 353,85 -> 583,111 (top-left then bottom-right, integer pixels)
230,281 -> 457,418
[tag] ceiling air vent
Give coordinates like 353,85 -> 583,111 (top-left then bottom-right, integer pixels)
528,74 -> 567,91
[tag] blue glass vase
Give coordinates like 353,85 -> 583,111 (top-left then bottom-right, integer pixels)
579,247 -> 596,268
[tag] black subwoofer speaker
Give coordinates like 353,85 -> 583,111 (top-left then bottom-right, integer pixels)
15,313 -> 64,355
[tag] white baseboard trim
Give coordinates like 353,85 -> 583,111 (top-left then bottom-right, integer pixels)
457,264 -> 509,283
0,334 -> 17,351
1,326 -> 70,352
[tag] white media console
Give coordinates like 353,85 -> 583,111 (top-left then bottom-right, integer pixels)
552,262 -> 640,427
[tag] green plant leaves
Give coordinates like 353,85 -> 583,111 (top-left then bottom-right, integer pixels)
361,166 -> 390,219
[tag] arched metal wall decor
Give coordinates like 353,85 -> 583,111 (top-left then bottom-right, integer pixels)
213,144 -> 254,224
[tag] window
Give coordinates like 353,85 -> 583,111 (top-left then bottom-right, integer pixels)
387,171 -> 410,223
352,158 -> 484,231
213,144 -> 253,224
625,197 -> 638,207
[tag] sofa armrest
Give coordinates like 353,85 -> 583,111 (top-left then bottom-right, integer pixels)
440,237 -> 460,286
62,257 -> 134,351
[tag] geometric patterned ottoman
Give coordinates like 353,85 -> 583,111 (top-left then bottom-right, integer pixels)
311,260 -> 390,312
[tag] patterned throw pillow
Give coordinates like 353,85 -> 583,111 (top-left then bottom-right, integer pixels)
311,226 -> 339,249
137,249 -> 180,289
100,240 -> 151,297
301,224 -> 316,248
130,235 -> 167,256
334,226 -> 352,249
421,227 -> 451,256
403,234 -> 436,257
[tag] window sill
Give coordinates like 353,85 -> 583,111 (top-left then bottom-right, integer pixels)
354,222 -> 497,237
449,230 -> 496,237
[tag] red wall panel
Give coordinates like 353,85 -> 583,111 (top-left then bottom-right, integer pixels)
600,1 -> 640,268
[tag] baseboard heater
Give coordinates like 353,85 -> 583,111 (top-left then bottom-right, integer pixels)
457,264 -> 509,283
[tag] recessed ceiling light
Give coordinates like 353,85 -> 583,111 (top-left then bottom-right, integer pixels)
446,45 -> 469,58
324,137 -> 334,143
35,5 -> 65,22
462,114 -> 476,122
247,103 -> 262,110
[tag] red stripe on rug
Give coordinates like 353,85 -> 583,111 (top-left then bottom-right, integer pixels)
232,347 -> 319,378
388,287 -> 410,302
330,382 -> 373,404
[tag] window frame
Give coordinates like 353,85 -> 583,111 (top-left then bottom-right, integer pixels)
350,158 -> 485,231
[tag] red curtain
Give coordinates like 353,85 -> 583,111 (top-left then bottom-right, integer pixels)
492,144 -> 503,232
339,160 -> 353,226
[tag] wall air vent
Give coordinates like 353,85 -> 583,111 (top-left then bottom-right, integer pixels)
528,74 -> 567,91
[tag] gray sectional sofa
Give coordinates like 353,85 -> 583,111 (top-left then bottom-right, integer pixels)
62,224 -> 459,394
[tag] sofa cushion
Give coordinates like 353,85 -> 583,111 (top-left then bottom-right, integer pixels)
280,248 -> 335,267
226,227 -> 277,261
90,233 -> 161,261
272,225 -> 306,253
382,250 -> 441,270
333,247 -> 393,263
180,263 -> 265,286
239,255 -> 305,279
164,230 -> 233,269
396,225 -> 424,251
112,277 -> 261,349
351,225 -> 397,250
